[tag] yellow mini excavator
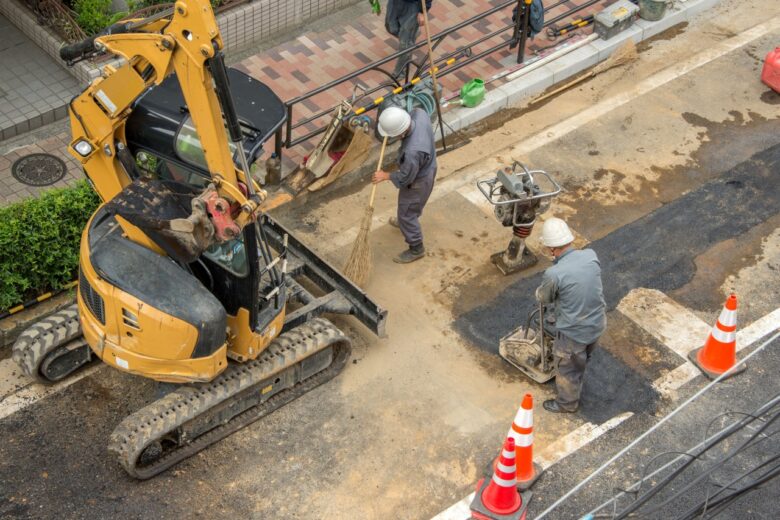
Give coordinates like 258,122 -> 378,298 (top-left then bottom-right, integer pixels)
11,0 -> 385,479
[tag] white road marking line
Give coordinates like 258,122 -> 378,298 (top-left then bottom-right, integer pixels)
736,308 -> 780,348
456,184 -> 494,218
652,306 -> 780,396
617,288 -> 712,360
0,358 -> 30,401
617,289 -> 780,396
653,363 -> 702,398
500,16 -> 780,160
0,359 -> 101,421
430,413 -> 633,520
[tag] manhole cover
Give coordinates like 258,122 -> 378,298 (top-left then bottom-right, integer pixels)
12,153 -> 67,186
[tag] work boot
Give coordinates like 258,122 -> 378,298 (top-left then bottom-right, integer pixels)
388,216 -> 400,228
543,399 -> 577,414
393,244 -> 425,264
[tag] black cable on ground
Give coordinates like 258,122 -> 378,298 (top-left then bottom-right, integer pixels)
673,454 -> 780,519
584,394 -> 780,519
611,396 -> 780,519
626,413 -> 780,518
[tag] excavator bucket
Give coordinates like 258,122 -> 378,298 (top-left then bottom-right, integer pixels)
308,119 -> 373,192
283,99 -> 374,195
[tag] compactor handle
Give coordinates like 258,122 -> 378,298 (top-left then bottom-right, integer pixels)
60,22 -> 131,65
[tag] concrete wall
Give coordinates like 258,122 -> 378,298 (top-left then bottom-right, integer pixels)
219,0 -> 362,52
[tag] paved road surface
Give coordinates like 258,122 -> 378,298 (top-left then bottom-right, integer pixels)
1,1 -> 778,518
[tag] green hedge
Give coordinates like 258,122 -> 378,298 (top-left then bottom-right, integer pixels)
73,0 -> 127,36
73,0 -> 226,37
0,181 -> 101,311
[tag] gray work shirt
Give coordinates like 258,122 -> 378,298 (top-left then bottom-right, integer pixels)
390,108 -> 437,189
535,248 -> 606,345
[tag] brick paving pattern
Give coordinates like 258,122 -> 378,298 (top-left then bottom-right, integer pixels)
0,13 -> 80,142
0,0 -> 611,205
235,0 -> 613,168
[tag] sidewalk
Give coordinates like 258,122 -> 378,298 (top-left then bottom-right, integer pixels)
235,0 -> 611,169
0,0 -> 611,205
0,13 -> 80,142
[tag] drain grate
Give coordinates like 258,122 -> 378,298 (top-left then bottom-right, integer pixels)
12,153 -> 67,186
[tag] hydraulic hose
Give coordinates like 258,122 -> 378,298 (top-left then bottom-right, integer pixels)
60,22 -> 132,64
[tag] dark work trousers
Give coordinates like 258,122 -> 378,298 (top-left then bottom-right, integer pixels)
385,0 -> 420,77
397,171 -> 436,247
553,333 -> 597,411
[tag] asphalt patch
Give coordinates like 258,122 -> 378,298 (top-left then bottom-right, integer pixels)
454,143 -> 780,421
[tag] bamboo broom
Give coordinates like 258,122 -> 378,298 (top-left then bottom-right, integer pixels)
342,136 -> 389,287
532,39 -> 638,104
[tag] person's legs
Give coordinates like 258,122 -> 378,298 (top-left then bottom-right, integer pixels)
393,4 -> 420,78
397,186 -> 423,248
549,335 -> 588,412
397,172 -> 434,245
385,0 -> 401,36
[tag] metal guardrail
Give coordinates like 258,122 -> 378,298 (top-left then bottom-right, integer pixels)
274,0 -> 607,162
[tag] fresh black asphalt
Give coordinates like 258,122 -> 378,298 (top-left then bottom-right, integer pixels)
455,143 -> 780,424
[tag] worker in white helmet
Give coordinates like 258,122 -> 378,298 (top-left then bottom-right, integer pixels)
373,106 -> 437,263
535,217 -> 606,413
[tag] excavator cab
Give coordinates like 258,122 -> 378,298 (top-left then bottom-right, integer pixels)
125,67 -> 283,188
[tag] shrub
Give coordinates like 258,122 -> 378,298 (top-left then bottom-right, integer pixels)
0,181 -> 101,311
73,0 -> 226,36
73,0 -> 126,36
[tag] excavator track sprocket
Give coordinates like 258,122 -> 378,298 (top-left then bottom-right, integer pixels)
11,304 -> 92,384
108,317 -> 351,479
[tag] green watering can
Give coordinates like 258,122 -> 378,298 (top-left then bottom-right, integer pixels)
460,78 -> 486,108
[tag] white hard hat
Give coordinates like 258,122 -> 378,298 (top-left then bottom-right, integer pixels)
541,217 -> 574,248
377,107 -> 412,137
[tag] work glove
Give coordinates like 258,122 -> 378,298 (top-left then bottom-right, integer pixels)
368,0 -> 381,15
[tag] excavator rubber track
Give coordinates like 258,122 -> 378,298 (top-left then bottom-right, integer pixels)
11,304 -> 92,384
108,317 -> 350,479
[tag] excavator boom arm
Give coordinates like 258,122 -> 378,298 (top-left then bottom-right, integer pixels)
63,0 -> 261,240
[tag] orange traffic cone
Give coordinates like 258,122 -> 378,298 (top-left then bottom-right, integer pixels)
508,394 -> 542,490
470,438 -> 531,520
688,294 -> 746,380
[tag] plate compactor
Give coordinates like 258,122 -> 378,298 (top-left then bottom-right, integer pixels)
478,162 -> 561,275
499,302 -> 559,383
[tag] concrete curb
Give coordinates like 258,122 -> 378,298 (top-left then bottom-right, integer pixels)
442,0 -> 722,135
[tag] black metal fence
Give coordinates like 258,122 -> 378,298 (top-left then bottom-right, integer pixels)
274,0 -> 607,161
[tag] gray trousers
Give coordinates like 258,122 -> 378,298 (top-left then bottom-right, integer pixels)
398,171 -> 435,247
554,333 -> 597,411
385,0 -> 420,77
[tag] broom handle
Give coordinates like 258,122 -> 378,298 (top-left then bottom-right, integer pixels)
368,136 -> 389,208
533,70 -> 595,104
420,0 -> 447,151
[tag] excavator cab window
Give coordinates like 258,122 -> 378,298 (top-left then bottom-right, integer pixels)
176,115 -> 238,171
136,150 -> 210,188
203,237 -> 249,277
134,149 -> 249,277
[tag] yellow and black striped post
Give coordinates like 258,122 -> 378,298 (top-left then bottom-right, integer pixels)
0,280 -> 78,320
352,56 -> 459,117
